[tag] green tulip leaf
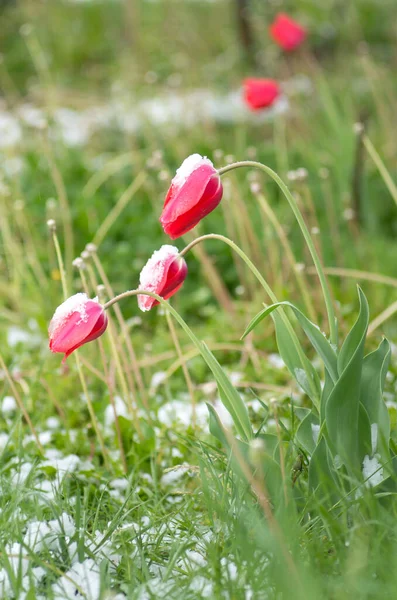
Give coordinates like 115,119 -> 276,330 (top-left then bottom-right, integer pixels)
325,288 -> 369,471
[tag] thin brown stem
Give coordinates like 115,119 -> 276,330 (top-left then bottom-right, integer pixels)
90,251 -> 148,411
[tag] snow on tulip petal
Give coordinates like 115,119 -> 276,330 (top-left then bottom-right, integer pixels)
269,13 -> 306,52
138,245 -> 188,312
243,79 -> 281,111
48,293 -> 108,361
172,153 -> 214,189
160,154 -> 223,239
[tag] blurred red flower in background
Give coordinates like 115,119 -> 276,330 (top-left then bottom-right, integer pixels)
269,13 -> 306,51
243,78 -> 281,111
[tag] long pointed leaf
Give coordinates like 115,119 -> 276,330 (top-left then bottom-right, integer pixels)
325,288 -> 369,471
360,338 -> 391,469
201,342 -> 253,441
243,301 -> 338,382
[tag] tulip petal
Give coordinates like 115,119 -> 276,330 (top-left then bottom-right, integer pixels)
161,164 -> 217,225
49,295 -> 107,361
138,246 -> 188,311
162,173 -> 222,238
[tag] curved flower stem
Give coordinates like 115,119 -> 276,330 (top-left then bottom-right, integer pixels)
180,234 -> 320,406
218,161 -> 337,346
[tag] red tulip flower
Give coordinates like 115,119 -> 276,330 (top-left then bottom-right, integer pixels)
138,245 -> 188,311
269,13 -> 306,52
243,78 -> 281,111
49,293 -> 108,362
160,154 -> 223,239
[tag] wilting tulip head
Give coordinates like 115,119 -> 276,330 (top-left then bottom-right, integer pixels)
269,13 -> 306,52
49,293 -> 108,362
243,78 -> 281,111
160,153 -> 223,239
138,245 -> 188,312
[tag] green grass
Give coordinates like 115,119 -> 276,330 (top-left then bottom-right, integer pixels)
2,0 -> 397,597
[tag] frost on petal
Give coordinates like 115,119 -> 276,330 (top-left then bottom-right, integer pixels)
49,293 -> 92,338
172,153 -> 214,188
362,454 -> 383,488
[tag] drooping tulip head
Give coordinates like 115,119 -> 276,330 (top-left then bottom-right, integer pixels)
160,154 -> 223,239
138,245 -> 188,311
243,78 -> 281,111
49,293 -> 108,362
269,13 -> 306,52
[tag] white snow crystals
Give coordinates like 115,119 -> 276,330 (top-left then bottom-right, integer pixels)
362,454 -> 383,488
0,111 -> 22,148
362,423 -> 384,488
371,423 -> 378,455
52,559 -> 100,599
172,153 -> 213,188
49,293 -> 97,337
311,423 -> 320,445
138,245 -> 179,311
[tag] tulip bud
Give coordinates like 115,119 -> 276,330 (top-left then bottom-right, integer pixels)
49,293 -> 108,362
138,245 -> 188,312
160,154 -> 223,239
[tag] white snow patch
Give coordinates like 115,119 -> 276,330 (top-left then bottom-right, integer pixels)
150,371 -> 167,390
42,453 -> 81,474
46,416 -> 60,429
161,463 -> 191,486
24,513 -> 75,552
189,576 -> 213,597
212,398 -> 234,428
294,368 -> 309,392
104,395 -> 130,426
362,454 -> 383,488
221,557 -> 238,581
371,423 -> 378,455
311,423 -> 320,445
0,111 -> 22,148
17,103 -> 46,128
3,157 -> 24,177
52,559 -> 100,599
2,395 -> 17,414
7,325 -> 41,347
110,478 -> 129,490
268,353 -> 285,369
181,549 -> 207,568
0,432 -> 10,450
157,400 -> 208,428
12,462 -> 34,485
